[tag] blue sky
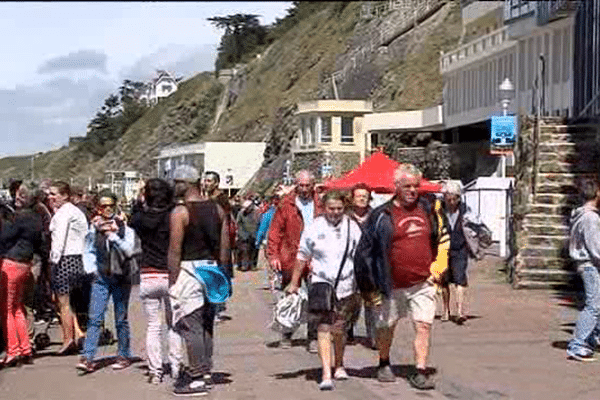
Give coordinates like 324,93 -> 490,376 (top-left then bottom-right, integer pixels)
0,1 -> 291,157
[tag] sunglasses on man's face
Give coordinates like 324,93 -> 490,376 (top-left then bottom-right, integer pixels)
98,203 -> 115,209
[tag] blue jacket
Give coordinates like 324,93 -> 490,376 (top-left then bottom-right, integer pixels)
255,206 -> 276,247
354,197 -> 447,298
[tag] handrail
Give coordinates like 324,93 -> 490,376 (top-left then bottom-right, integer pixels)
440,26 -> 510,72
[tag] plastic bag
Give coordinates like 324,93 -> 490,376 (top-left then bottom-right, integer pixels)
270,287 -> 308,334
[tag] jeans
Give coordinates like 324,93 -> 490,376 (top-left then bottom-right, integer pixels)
1,259 -> 32,358
139,272 -> 184,377
82,272 -> 131,361
175,304 -> 216,378
568,265 -> 600,354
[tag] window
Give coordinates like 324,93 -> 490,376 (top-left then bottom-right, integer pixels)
341,117 -> 354,143
309,117 -> 317,145
300,117 -> 308,145
320,116 -> 332,142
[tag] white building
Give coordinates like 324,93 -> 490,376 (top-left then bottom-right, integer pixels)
440,0 -> 578,130
138,70 -> 179,106
155,142 -> 266,194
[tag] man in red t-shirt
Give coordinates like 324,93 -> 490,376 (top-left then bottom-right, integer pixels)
354,164 -> 449,391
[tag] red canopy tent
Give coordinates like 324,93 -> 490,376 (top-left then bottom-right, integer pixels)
322,151 -> 442,193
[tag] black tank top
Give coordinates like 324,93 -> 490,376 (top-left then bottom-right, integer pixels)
182,201 -> 221,261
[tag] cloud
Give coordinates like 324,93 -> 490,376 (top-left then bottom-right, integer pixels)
120,44 -> 216,82
37,50 -> 108,74
0,76 -> 114,157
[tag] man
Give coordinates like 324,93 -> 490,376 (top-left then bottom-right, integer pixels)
354,164 -> 449,390
168,166 -> 231,395
566,178 -> 600,361
236,199 -> 259,271
267,170 -> 322,352
440,181 -> 485,325
202,171 -> 234,323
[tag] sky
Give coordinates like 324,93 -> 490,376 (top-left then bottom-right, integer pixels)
0,1 -> 291,157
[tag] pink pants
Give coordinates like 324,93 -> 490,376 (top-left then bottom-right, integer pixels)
1,259 -> 32,358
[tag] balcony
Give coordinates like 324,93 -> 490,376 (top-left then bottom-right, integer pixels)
440,26 -> 514,74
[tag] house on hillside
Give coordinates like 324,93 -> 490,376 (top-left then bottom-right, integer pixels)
136,70 -> 179,106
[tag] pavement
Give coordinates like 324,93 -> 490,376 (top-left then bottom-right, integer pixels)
0,256 -> 598,400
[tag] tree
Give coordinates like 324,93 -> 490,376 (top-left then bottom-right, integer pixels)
208,13 -> 268,71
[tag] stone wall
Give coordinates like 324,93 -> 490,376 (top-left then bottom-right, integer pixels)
292,151 -> 361,180
511,116 -> 600,288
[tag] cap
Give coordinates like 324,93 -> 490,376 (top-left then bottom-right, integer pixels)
172,165 -> 199,182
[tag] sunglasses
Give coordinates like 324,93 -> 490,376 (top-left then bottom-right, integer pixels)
98,203 -> 115,209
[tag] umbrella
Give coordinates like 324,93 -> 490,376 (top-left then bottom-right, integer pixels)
322,151 -> 442,194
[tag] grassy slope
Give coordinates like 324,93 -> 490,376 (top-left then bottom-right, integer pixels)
209,2 -> 361,140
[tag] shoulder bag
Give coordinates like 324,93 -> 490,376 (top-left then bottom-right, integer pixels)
307,219 -> 351,313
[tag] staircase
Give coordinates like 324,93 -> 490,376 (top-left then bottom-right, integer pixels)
513,119 -> 600,288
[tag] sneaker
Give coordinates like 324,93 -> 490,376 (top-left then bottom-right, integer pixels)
307,339 -> 318,354
149,374 -> 163,385
334,367 -> 349,380
112,356 -> 132,370
173,379 -> 209,396
567,348 -> 597,362
203,373 -> 213,389
76,357 -> 96,374
173,370 -> 193,389
408,370 -> 435,390
377,365 -> 396,382
318,379 -> 334,391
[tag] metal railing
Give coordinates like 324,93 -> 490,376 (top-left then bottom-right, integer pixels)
440,26 -> 510,73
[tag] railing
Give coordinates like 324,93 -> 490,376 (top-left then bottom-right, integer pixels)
326,0 -> 444,94
440,26 -> 510,72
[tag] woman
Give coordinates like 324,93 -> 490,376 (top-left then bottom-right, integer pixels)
48,181 -> 88,355
0,184 -> 44,367
130,179 -> 183,384
77,190 -> 136,373
287,191 -> 362,390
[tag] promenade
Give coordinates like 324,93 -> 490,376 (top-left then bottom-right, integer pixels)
0,256 -> 597,400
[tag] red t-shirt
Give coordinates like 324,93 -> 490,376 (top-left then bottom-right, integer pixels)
389,202 -> 433,288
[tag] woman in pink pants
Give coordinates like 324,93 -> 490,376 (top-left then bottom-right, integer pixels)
0,184 -> 44,367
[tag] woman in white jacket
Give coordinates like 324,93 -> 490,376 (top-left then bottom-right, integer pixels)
48,181 -> 89,355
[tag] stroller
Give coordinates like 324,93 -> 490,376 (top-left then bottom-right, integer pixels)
33,271 -> 114,352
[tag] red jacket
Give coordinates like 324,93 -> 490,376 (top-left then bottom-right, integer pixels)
266,191 -> 323,283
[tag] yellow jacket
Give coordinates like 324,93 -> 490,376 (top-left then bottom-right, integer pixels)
429,198 -> 450,282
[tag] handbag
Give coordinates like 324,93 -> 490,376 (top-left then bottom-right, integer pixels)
307,219 -> 351,313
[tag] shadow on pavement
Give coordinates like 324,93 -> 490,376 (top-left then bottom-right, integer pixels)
551,340 -> 569,350
272,364 -> 436,382
211,371 -> 233,385
265,338 -> 309,349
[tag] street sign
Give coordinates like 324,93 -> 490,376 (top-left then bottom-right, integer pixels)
321,165 -> 332,176
225,175 -> 234,186
490,115 -> 517,152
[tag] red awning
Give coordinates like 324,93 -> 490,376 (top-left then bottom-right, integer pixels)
322,151 -> 442,194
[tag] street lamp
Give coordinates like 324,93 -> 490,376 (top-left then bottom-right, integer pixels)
322,151 -> 332,179
31,152 -> 42,182
284,159 -> 292,186
499,77 -> 515,117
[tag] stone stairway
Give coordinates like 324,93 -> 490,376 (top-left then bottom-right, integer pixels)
513,120 -> 600,288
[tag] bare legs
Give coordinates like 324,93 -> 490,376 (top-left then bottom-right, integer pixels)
441,284 -> 467,320
57,294 -> 84,347
317,330 -> 347,382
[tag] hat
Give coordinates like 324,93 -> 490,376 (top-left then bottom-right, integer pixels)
443,181 -> 462,196
172,165 -> 199,182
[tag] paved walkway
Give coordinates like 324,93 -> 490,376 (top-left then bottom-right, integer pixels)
0,257 -> 598,399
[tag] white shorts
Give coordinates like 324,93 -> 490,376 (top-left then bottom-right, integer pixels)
375,281 -> 437,328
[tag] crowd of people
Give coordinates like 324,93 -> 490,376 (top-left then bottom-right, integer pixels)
0,162 -> 490,395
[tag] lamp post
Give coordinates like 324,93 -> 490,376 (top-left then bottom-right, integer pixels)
284,159 -> 292,186
322,151 -> 332,179
498,77 -> 515,178
31,152 -> 42,182
497,77 -> 514,259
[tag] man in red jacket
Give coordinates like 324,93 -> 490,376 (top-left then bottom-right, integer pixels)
267,170 -> 322,352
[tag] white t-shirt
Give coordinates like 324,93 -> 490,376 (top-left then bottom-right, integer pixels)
297,215 -> 362,299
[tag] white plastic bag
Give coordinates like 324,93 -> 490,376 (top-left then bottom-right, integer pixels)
270,287 -> 308,334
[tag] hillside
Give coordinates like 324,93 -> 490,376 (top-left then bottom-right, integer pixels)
0,1 -> 462,192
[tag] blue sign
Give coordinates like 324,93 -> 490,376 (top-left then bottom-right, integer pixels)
490,115 -> 517,151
